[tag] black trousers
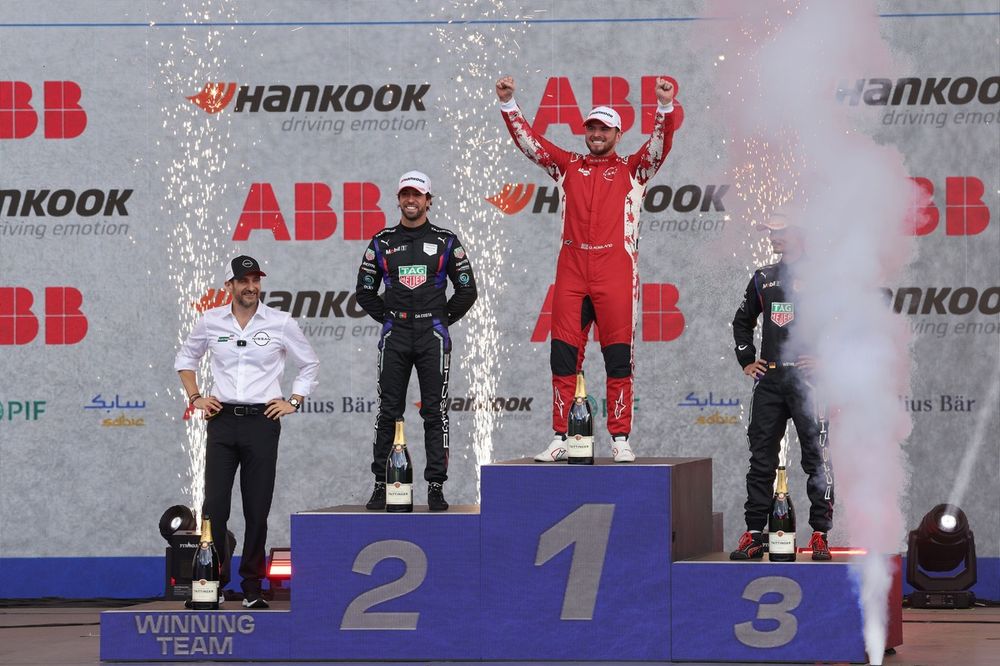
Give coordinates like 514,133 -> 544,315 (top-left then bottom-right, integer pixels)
744,369 -> 834,532
370,319 -> 451,483
203,409 -> 280,597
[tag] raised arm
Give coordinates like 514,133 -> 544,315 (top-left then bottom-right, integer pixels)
496,75 -> 571,181
630,76 -> 680,185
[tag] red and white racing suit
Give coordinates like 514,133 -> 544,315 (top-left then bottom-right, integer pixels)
501,98 -> 677,436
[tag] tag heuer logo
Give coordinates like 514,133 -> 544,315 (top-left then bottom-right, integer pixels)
399,265 -> 427,289
771,302 -> 794,327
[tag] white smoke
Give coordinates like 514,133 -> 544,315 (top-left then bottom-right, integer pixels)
703,3 -> 917,663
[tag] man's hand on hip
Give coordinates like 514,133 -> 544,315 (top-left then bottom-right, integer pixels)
743,359 -> 768,380
265,399 -> 296,420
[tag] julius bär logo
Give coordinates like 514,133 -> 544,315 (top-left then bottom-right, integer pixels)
485,184 -> 536,214
0,81 -> 87,139
187,82 -> 238,114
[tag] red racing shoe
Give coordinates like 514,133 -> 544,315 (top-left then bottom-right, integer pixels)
729,531 -> 765,560
809,531 -> 832,561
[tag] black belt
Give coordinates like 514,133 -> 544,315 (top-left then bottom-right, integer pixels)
219,403 -> 267,416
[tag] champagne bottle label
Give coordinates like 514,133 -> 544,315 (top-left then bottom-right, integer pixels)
567,434 -> 594,458
768,530 -> 796,554
386,482 -> 413,505
191,577 -> 220,602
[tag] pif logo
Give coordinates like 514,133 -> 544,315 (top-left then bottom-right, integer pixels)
771,302 -> 794,327
398,265 -> 427,290
0,400 -> 47,421
234,182 -> 386,241
532,283 -> 684,342
0,81 -> 87,139
908,176 -> 991,236
0,287 -> 88,345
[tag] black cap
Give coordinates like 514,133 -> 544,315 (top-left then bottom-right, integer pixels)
225,255 -> 267,281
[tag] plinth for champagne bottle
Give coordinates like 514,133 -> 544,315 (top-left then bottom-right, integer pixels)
567,372 -> 594,465
190,515 -> 222,609
768,466 -> 797,562
386,419 -> 413,512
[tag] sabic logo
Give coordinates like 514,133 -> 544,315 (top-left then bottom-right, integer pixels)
532,283 -> 684,342
187,82 -> 238,114
234,182 -> 385,241
0,81 -> 87,139
0,287 -> 88,345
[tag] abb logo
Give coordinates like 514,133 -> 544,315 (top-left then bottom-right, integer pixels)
0,287 -> 88,345
234,183 -> 386,241
531,283 -> 684,343
531,75 -> 684,136
0,81 -> 87,139
909,176 -> 990,236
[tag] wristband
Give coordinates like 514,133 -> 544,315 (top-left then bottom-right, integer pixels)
188,393 -> 202,405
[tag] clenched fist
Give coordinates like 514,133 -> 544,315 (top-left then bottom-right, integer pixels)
496,76 -> 515,103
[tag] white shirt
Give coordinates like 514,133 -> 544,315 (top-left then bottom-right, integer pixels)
174,301 -> 319,403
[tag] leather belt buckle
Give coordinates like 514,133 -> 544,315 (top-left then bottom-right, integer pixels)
234,405 -> 248,416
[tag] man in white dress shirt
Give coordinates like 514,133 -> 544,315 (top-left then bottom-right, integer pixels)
175,255 -> 319,609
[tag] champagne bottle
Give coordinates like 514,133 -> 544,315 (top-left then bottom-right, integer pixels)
189,515 -> 221,609
567,372 -> 594,465
768,466 -> 797,562
386,419 -> 413,513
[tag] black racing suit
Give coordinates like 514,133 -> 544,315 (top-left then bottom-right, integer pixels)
732,259 -> 833,533
356,220 -> 477,483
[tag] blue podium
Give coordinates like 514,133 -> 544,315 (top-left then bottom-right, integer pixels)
101,456 -> 899,662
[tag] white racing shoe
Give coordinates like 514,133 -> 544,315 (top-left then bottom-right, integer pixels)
611,435 -> 635,462
534,434 -> 568,462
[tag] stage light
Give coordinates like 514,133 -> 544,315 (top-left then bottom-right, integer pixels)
267,547 -> 292,600
906,503 -> 977,609
158,504 -> 196,542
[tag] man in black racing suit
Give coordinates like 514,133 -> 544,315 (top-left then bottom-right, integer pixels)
355,170 -> 477,512
729,209 -> 833,561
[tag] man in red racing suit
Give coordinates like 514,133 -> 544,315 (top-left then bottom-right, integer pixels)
495,75 -> 680,462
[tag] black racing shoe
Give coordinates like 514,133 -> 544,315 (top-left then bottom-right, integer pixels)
427,482 -> 449,512
809,531 -> 832,561
729,531 -> 766,560
365,481 -> 386,510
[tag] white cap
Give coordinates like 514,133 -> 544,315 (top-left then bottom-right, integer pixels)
583,106 -> 622,130
397,170 -> 432,195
